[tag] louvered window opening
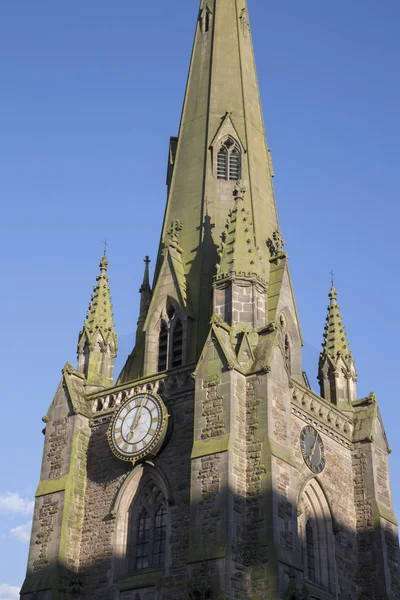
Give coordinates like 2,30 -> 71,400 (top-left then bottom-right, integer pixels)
217,147 -> 228,180
157,307 -> 184,372
172,320 -> 183,368
158,321 -> 168,371
306,521 -> 316,582
205,11 -> 210,32
217,141 -> 241,181
229,148 -> 241,180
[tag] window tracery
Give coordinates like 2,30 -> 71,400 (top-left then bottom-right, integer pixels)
298,479 -> 337,594
217,138 -> 241,181
128,480 -> 168,572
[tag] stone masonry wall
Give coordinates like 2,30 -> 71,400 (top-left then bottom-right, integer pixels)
79,390 -> 194,600
291,411 -> 356,599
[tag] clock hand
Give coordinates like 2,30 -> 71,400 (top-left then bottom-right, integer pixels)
127,400 -> 145,441
310,435 -> 319,462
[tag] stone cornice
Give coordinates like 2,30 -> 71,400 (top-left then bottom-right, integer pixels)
292,382 -> 354,448
89,366 -> 195,415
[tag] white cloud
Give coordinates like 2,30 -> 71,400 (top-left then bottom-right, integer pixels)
10,521 -> 32,543
0,583 -> 20,600
0,492 -> 34,516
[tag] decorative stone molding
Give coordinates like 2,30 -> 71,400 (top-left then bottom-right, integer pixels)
240,545 -> 256,566
292,385 -> 353,449
90,370 -> 194,415
267,229 -> 285,257
292,385 -> 353,438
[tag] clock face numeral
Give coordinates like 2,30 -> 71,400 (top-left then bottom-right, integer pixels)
108,393 -> 168,463
300,426 -> 326,474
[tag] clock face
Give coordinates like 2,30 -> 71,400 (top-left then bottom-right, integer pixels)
108,393 -> 168,463
300,426 -> 326,474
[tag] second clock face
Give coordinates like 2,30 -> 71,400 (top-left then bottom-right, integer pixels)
300,426 -> 326,474
108,393 -> 168,463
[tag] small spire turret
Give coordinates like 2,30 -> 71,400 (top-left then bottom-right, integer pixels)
216,185 -> 266,283
213,186 -> 267,331
77,253 -> 118,391
318,285 -> 357,407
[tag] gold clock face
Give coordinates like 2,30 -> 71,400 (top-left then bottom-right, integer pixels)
300,426 -> 326,474
108,393 -> 168,463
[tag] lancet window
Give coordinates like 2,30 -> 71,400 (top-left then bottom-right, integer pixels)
128,481 -> 168,572
199,7 -> 211,34
284,334 -> 291,374
157,303 -> 183,372
298,479 -> 337,594
306,521 -> 316,582
217,138 -> 241,181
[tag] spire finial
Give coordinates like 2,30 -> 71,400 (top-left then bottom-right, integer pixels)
103,239 -> 109,256
330,269 -> 335,288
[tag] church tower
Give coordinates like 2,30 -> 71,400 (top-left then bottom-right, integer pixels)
21,1 -> 400,599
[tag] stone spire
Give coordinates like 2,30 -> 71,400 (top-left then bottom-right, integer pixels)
119,0 -> 301,381
151,0 -> 279,356
77,253 -> 118,392
318,286 -> 357,407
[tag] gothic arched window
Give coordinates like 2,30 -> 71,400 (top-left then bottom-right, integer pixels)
298,479 -> 337,595
199,6 -> 211,34
217,146 -> 228,179
229,147 -> 241,180
158,320 -> 168,371
306,520 -> 316,582
217,138 -> 241,181
129,481 -> 168,572
284,334 -> 291,374
157,304 -> 184,372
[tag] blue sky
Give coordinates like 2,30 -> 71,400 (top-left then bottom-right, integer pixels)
1,0 -> 400,595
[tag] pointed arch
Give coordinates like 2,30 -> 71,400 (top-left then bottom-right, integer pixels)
277,307 -> 302,380
156,298 -> 185,372
297,478 -> 337,594
216,137 -> 241,181
112,464 -> 173,580
217,145 -> 228,180
158,320 -> 168,371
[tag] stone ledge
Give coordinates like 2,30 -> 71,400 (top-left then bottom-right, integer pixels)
191,434 -> 230,459
36,474 -> 69,498
375,503 -> 398,527
267,439 -> 298,468
117,570 -> 163,590
187,541 -> 227,563
277,547 -> 304,571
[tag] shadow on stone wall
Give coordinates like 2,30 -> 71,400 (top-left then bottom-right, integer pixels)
20,479 -> 400,600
